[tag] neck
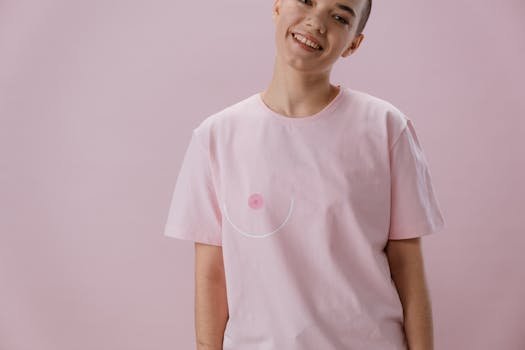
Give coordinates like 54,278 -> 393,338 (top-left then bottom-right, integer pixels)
260,55 -> 340,118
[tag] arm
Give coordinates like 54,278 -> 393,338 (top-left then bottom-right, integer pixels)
384,237 -> 434,350
195,242 -> 229,350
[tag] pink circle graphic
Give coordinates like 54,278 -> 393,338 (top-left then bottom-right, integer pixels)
248,193 -> 264,209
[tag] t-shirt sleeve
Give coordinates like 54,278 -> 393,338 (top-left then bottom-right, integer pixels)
163,128 -> 223,246
388,118 -> 446,240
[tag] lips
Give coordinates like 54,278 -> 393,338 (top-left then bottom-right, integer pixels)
292,31 -> 324,50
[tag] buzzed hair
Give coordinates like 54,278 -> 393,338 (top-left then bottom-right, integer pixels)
356,0 -> 372,35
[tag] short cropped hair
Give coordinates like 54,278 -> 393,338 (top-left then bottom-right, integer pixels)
356,0 -> 372,35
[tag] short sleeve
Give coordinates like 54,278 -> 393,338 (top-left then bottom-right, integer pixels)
163,129 -> 222,246
388,118 -> 446,240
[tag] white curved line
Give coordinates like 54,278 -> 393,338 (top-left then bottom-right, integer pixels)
223,197 -> 294,238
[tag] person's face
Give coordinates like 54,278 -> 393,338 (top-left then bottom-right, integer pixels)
272,0 -> 366,72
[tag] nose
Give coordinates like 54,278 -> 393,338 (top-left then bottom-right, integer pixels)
305,13 -> 326,34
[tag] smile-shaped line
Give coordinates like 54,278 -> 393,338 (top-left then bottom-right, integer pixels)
222,197 -> 295,238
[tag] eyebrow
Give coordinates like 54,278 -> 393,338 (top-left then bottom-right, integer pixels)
335,3 -> 356,18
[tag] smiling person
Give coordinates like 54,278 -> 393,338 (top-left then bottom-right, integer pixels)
163,0 -> 446,349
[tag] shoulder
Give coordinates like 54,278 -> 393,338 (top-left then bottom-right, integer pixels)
347,88 -> 410,148
349,88 -> 409,126
191,92 -> 257,148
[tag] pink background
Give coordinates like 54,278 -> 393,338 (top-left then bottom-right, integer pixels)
1,0 -> 524,349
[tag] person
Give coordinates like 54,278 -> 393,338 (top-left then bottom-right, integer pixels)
163,0 -> 446,349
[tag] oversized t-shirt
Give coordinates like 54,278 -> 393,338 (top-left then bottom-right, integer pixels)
163,85 -> 446,350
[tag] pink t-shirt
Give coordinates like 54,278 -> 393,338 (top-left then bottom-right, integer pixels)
164,85 -> 446,350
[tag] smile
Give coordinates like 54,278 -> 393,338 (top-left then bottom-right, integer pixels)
292,32 -> 323,51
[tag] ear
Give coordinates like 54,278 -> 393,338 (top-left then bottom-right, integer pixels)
272,0 -> 280,22
341,34 -> 364,57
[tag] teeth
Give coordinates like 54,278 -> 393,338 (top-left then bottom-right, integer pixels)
293,33 -> 321,50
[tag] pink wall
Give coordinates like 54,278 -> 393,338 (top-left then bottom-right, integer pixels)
1,0 -> 524,349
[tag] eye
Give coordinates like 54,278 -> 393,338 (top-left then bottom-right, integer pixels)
334,15 -> 349,24
297,0 -> 349,25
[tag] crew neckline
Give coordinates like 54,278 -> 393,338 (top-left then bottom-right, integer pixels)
256,84 -> 346,124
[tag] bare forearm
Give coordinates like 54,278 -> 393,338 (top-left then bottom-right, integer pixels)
195,277 -> 229,350
400,281 -> 434,350
385,238 -> 434,350
390,263 -> 434,350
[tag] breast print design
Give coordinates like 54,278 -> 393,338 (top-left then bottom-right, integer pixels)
222,191 -> 295,238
